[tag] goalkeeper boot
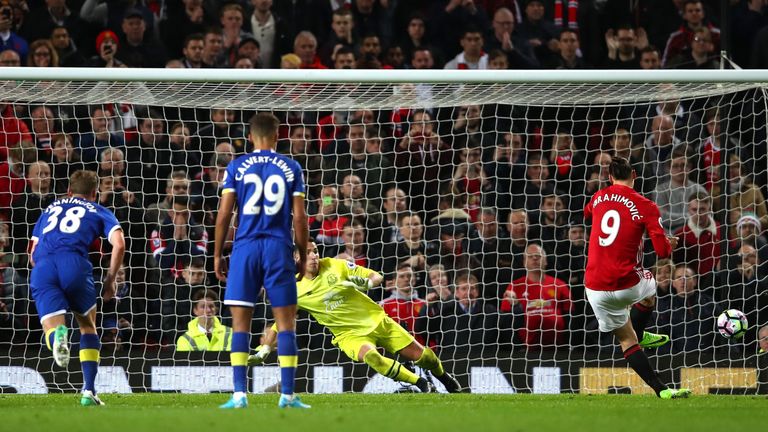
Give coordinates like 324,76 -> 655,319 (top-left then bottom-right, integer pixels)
639,331 -> 670,349
659,388 -> 692,399
415,377 -> 436,393
53,325 -> 70,368
435,372 -> 463,393
220,393 -> 248,409
278,394 -> 311,409
80,390 -> 105,406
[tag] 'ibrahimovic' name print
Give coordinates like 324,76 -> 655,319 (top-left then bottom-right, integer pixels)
233,155 -> 295,182
592,193 -> 641,220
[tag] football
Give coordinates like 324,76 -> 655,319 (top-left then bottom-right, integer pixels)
716,309 -> 748,339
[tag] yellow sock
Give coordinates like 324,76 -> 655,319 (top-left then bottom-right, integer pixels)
363,349 -> 419,385
415,346 -> 445,376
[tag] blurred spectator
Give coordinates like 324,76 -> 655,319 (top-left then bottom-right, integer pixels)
245,0 -> 292,68
116,9 -> 167,68
427,263 -> 454,303
236,37 -> 261,68
431,0 -> 490,60
426,220 -> 479,276
0,48 -> 21,66
19,1 -> 85,52
699,107 -> 732,193
202,27 -> 225,68
98,147 -> 132,191
451,141 -> 491,221
11,160 -> 55,269
673,191 -> 724,289
168,122 -> 201,178
99,263 -> 133,349
381,263 -> 425,334
279,125 -> 321,198
384,44 -> 404,68
162,259 -> 207,336
467,207 -> 508,298
499,208 -> 531,283
639,45 -> 662,70
416,272 -> 499,353
125,112 -> 177,203
548,29 -> 588,69
97,174 -> 144,263
725,213 -> 768,273
609,129 -> 655,193
604,25 -> 647,69
146,171 -> 190,228
333,45 -> 356,69
338,174 -> 378,223
320,8 -> 355,67
0,102 -> 31,160
393,110 -> 453,216
27,39 -> 57,67
149,195 -> 208,281
654,258 -> 675,296
444,27 -> 488,69
382,212 -> 428,281
484,7 -> 537,69
78,106 -> 125,164
716,153 -> 768,239
351,0 -> 390,45
549,130 -> 586,197
661,0 -> 720,68
554,215 -> 586,288
501,243 -> 572,347
50,134 -> 86,194
760,325 -> 768,354
513,151 -> 554,212
450,104 -> 489,150
645,114 -> 683,179
517,0 -> 558,66
732,0 -> 768,68
375,186 -> 407,246
401,13 -> 434,64
190,152 -> 230,231
483,131 -> 525,210
654,150 -> 707,233
294,30 -> 325,68
309,185 -> 350,256
219,3 -> 254,67
655,264 -> 718,354
29,105 -> 57,151
197,108 -> 247,161
0,2 -> 28,62
487,49 -> 509,69
161,0 -> 208,59
176,289 -> 232,352
180,33 -> 204,68
667,27 -> 719,69
88,30 -> 124,68
336,219 -> 383,273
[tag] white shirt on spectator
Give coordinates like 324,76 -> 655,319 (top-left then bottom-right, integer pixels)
251,13 -> 275,68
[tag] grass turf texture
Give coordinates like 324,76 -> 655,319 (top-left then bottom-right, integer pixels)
2,393 -> 765,432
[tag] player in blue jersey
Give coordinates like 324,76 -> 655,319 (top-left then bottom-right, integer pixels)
29,170 -> 126,406
214,112 -> 309,409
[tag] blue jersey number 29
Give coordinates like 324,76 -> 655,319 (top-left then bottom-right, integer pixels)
42,206 -> 86,234
242,174 -> 286,215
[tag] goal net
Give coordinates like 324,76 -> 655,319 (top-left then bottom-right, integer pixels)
0,69 -> 766,395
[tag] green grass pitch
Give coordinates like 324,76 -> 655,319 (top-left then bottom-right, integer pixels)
2,393 -> 765,432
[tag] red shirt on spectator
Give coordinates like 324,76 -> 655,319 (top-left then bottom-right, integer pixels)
701,136 -> 721,191
673,217 -> 722,276
501,274 -> 572,345
380,292 -> 424,334
0,104 -> 32,160
662,23 -> 720,67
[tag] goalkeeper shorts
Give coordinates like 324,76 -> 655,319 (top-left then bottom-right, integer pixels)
333,316 -> 415,362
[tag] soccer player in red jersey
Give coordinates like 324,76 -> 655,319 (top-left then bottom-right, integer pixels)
584,157 -> 691,399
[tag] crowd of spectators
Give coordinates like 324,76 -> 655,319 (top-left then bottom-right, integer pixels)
0,0 -> 767,359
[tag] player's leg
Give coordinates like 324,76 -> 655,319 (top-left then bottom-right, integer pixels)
41,314 -> 69,368
613,319 -> 669,396
340,334 -> 425,391
398,341 -> 462,393
632,272 -> 669,348
74,307 -> 104,406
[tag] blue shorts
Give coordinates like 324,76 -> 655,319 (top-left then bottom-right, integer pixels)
30,253 -> 96,322
224,238 -> 298,308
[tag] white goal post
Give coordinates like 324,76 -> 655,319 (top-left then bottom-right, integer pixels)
0,68 -> 766,395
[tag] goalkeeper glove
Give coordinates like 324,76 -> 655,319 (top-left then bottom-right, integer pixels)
340,275 -> 373,292
247,344 -> 272,366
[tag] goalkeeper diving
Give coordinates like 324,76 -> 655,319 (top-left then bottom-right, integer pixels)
249,241 -> 462,393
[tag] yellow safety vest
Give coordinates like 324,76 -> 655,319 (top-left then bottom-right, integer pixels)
176,317 -> 232,352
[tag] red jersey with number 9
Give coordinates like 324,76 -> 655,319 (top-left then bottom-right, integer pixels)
584,184 -> 672,291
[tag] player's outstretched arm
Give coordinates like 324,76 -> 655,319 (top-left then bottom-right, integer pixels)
292,195 -> 309,279
103,229 -> 125,302
340,272 -> 383,291
248,322 -> 278,366
214,191 -> 236,282
643,204 -> 672,259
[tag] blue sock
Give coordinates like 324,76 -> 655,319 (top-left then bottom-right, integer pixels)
79,334 -> 100,393
277,331 -> 298,395
230,332 -> 249,394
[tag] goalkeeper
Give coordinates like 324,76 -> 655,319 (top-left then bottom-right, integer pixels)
249,241 -> 462,393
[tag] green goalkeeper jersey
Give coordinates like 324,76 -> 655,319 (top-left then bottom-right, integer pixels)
296,258 -> 386,336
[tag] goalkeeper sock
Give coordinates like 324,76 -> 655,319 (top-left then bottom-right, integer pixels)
231,332 -> 249,394
363,349 -> 419,385
623,344 -> 667,396
631,303 -> 653,341
45,328 -> 55,351
79,333 -> 100,393
277,331 -> 298,395
415,346 -> 445,377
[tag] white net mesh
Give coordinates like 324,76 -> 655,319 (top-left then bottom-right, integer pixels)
1,73 -> 767,395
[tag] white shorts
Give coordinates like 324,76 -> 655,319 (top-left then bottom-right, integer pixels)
585,271 -> 656,332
